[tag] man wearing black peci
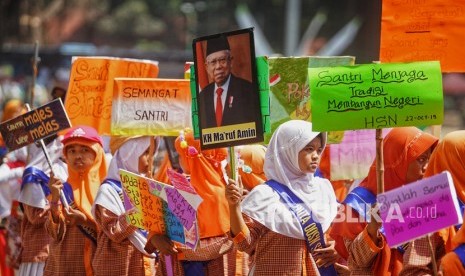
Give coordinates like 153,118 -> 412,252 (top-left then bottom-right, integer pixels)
199,35 -> 257,128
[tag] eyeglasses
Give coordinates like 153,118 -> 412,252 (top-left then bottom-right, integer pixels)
206,56 -> 230,66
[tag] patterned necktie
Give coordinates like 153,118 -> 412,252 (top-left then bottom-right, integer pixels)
215,87 -> 223,126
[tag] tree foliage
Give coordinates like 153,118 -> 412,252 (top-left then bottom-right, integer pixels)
0,0 -> 380,62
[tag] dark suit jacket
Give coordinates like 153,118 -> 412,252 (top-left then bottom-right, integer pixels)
199,74 -> 258,128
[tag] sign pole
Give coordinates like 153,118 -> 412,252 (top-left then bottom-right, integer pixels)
30,41 -> 40,108
375,128 -> 384,195
428,126 -> 440,276
25,103 -> 69,210
376,127 -> 438,275
147,136 -> 155,179
229,146 -> 237,182
427,235 -> 438,276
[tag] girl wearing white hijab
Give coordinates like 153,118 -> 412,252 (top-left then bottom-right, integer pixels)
18,136 -> 68,276
226,120 -> 338,275
92,136 -> 157,276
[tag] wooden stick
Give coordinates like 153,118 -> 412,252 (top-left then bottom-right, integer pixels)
426,235 -> 438,276
229,146 -> 237,182
38,138 -> 69,210
25,103 -> 69,210
30,41 -> 40,108
147,136 -> 155,179
375,128 -> 385,194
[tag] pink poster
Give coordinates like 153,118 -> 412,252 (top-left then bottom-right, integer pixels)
329,129 -> 390,181
378,171 -> 462,248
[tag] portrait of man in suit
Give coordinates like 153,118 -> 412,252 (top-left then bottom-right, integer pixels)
193,28 -> 264,149
198,34 -> 259,128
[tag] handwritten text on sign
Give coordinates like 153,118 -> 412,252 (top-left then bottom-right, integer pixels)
329,129 -> 391,181
377,171 -> 462,248
308,61 -> 443,131
65,57 -> 159,135
120,169 -> 201,249
266,56 -> 355,144
380,0 -> 465,72
111,78 -> 192,136
0,99 -> 71,151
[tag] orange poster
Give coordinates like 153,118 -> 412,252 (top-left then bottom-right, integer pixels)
65,57 -> 159,134
380,0 -> 465,72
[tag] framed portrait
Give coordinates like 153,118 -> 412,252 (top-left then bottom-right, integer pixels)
192,28 -> 264,149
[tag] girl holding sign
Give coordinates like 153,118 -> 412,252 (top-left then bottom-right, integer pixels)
400,130 -> 465,275
92,136 -> 157,275
17,136 -> 68,276
330,127 -> 438,275
146,129 -> 236,276
226,120 -> 340,275
45,126 -> 107,276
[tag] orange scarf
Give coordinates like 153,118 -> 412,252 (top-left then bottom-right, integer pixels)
174,131 -> 230,238
440,248 -> 465,275
330,127 -> 438,274
427,131 -> 465,251
64,138 -> 107,222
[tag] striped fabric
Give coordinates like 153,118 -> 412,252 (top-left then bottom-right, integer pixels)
92,205 -> 155,276
155,235 -> 235,276
343,229 -> 383,275
233,214 -> 320,275
44,211 -> 96,275
400,233 -> 446,276
344,227 -> 407,275
20,204 -> 51,263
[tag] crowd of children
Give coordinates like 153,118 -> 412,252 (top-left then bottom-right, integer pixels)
1,94 -> 465,275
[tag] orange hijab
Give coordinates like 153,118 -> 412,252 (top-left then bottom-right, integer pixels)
174,130 -> 230,238
1,99 -> 25,122
426,131 -> 465,251
63,138 -> 107,221
238,145 -> 267,190
330,127 -> 438,272
359,126 -> 438,195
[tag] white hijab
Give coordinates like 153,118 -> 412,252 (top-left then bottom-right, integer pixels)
241,120 -> 337,239
93,136 -> 157,257
106,136 -> 151,181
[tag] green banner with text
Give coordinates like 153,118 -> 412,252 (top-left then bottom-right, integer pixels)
309,61 -> 443,131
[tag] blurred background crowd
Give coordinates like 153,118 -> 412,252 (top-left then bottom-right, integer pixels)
0,0 -> 464,133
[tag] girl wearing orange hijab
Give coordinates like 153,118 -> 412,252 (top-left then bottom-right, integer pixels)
146,129 -> 234,276
45,126 -> 107,276
330,127 -> 438,275
400,131 -> 465,275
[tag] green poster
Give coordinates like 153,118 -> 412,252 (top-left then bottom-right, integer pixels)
190,64 -> 200,138
256,56 -> 271,134
266,56 -> 355,144
309,61 -> 444,131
